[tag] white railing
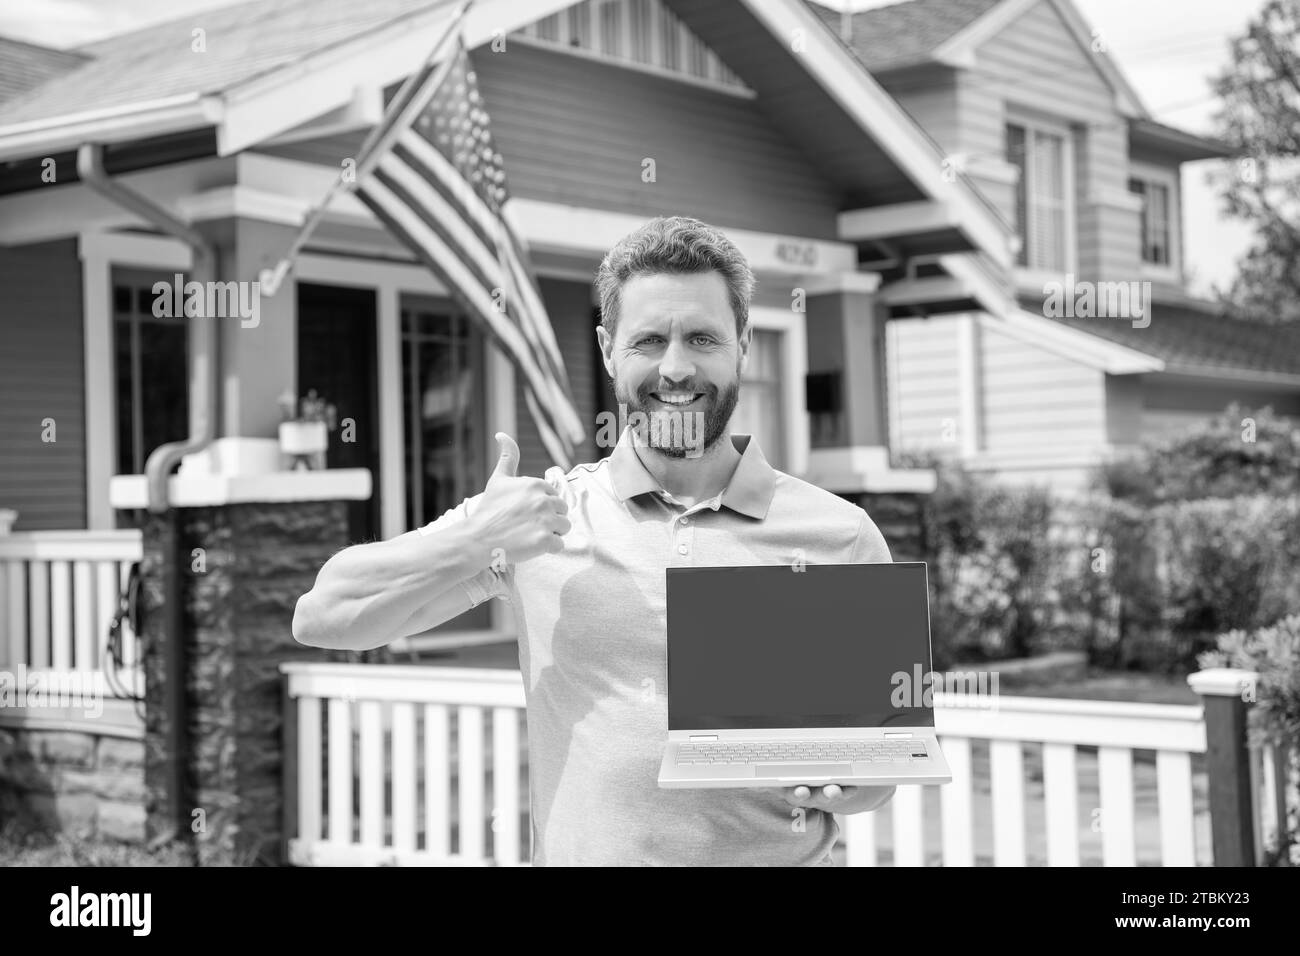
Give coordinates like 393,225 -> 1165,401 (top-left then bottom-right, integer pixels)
0,529 -> 144,699
843,693 -> 1207,866
282,663 -> 1228,866
283,663 -> 527,866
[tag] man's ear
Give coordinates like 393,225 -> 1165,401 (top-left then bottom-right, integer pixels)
596,323 -> 616,380
737,320 -> 752,375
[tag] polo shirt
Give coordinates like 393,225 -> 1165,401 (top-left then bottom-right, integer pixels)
429,427 -> 892,866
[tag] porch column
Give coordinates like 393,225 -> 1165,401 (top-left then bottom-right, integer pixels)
211,218 -> 302,441
801,276 -> 936,560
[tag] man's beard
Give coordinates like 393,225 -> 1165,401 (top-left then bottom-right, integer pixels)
614,375 -> 740,459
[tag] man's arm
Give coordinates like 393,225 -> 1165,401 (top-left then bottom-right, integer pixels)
291,516 -> 495,652
291,433 -> 569,652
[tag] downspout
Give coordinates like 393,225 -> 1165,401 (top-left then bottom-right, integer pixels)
76,142 -> 219,505
77,142 -> 218,849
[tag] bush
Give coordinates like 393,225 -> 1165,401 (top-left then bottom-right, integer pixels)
1099,404 -> 1300,505
1064,495 -> 1300,673
1200,614 -> 1300,866
916,461 -> 1062,668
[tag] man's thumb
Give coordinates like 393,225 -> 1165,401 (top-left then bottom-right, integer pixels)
491,432 -> 520,479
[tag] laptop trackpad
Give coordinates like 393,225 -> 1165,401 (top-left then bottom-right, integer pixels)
758,763 -> 854,778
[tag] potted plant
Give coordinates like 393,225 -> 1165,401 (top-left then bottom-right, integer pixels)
278,389 -> 338,470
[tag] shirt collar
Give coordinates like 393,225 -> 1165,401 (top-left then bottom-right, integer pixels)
607,426 -> 776,520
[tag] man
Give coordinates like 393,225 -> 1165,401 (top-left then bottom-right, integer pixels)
293,216 -> 896,865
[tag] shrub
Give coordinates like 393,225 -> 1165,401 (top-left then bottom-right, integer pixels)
1062,495 -> 1300,673
1099,404 -> 1300,505
915,460 -> 1062,667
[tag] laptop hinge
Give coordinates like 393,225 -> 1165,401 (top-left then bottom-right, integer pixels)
689,734 -> 719,741
884,732 -> 913,738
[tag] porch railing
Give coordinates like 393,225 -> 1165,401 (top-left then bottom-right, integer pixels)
0,529 -> 144,700
281,662 -> 1291,866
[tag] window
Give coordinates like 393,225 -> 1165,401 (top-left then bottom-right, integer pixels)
113,277 -> 188,477
730,328 -> 785,470
400,300 -> 486,531
1006,121 -> 1073,272
1128,176 -> 1172,266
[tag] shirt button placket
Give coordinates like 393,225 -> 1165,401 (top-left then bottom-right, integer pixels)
675,512 -> 696,564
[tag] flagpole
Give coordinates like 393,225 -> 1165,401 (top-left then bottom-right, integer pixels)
260,0 -> 477,296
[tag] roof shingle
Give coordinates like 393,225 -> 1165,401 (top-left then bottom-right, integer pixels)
1043,298 -> 1300,378
805,0 -> 1003,73
0,0 -> 454,126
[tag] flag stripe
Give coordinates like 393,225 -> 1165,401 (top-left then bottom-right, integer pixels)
374,150 -> 583,441
394,129 -> 576,413
372,161 -> 578,433
349,29 -> 584,467
356,177 -> 577,465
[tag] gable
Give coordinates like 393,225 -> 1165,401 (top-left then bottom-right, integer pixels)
969,0 -> 1136,123
514,0 -> 752,94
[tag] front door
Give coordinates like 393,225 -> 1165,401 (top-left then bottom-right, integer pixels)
297,282 -> 382,544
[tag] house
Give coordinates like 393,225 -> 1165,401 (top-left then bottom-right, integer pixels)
0,0 -> 1022,646
809,0 -> 1300,490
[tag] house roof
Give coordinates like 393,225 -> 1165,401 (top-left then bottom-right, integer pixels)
1046,299 -> 1300,381
0,0 -> 454,126
0,36 -> 90,105
805,0 -> 1001,73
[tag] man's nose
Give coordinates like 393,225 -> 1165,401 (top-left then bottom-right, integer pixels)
658,340 -> 695,382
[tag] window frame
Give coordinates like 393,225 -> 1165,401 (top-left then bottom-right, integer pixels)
1127,159 -> 1182,282
742,305 -> 809,478
1005,111 -> 1078,285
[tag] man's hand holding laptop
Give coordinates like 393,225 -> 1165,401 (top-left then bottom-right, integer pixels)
786,783 -> 896,814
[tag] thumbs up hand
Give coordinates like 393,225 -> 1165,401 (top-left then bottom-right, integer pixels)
467,432 -> 571,568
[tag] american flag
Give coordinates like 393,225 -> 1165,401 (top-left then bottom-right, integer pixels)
351,23 -> 586,470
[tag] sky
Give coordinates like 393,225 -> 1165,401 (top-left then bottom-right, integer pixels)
0,0 -> 1270,296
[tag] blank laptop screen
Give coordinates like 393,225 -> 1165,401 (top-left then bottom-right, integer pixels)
666,563 -> 935,731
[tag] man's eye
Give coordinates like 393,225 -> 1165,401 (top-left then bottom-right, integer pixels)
637,337 -> 662,347
691,336 -> 714,346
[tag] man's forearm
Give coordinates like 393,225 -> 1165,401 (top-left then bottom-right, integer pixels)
292,520 -> 488,651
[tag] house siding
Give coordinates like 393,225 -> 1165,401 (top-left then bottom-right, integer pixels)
0,239 -> 86,530
886,315 -> 964,456
1137,379 -> 1300,441
976,320 -> 1107,453
886,314 -> 1108,471
470,42 -> 843,240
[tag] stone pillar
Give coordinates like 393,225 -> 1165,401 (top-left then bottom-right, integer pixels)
114,470 -> 371,865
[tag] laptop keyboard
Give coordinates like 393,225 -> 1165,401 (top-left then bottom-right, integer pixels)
675,739 -> 929,766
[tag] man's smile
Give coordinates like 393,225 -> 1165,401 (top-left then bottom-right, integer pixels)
649,391 -> 705,407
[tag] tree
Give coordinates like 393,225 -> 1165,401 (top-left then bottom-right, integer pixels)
1211,0 -> 1300,324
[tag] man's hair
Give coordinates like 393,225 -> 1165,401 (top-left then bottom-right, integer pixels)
594,216 -> 755,338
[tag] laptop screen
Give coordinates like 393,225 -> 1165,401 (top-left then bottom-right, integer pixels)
666,563 -> 936,731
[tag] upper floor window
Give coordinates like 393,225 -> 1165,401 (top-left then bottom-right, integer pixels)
1128,175 -> 1172,267
1005,120 -> 1074,272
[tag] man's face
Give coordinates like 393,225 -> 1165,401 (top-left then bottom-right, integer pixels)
596,271 -> 750,459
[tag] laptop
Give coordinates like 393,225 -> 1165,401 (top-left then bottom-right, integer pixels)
658,562 -> 953,789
